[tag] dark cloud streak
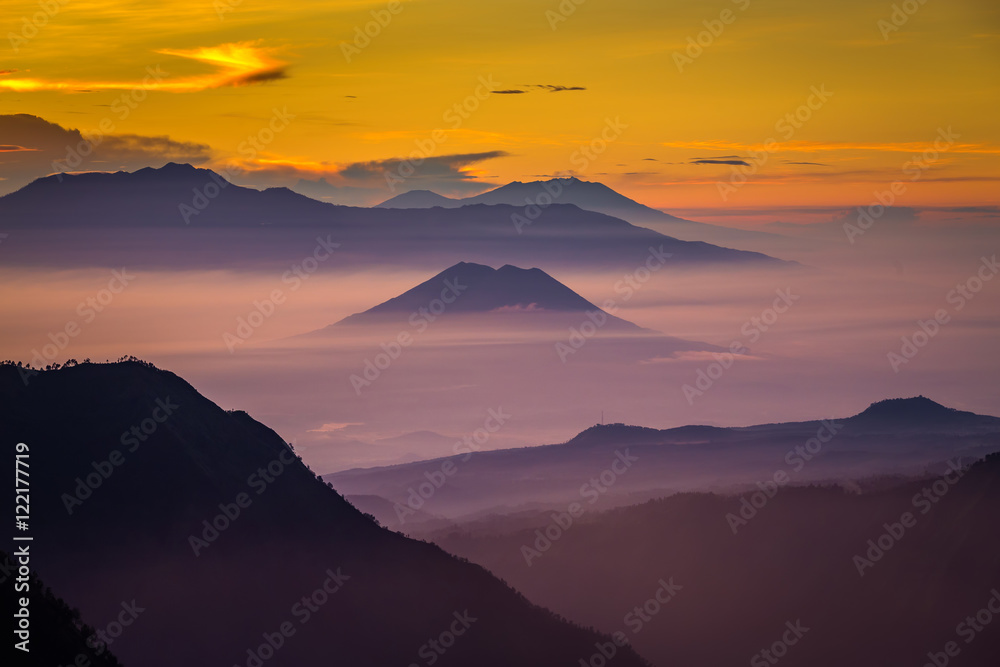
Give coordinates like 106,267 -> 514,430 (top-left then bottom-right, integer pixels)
690,158 -> 751,166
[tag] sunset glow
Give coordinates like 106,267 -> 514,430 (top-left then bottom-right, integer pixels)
1,0 -> 997,214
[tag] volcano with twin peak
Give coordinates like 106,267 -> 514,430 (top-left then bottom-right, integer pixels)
311,261 -> 649,335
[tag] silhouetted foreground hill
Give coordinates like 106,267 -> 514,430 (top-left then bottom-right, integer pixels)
1,551 -> 123,667
434,454 -> 1000,667
0,361 -> 648,667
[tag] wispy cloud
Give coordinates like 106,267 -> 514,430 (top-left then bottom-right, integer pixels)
493,84 -> 587,95
308,422 -> 364,433
0,42 -> 287,93
533,84 -> 586,92
662,139 -> 1000,155
690,158 -> 751,166
338,150 -> 509,180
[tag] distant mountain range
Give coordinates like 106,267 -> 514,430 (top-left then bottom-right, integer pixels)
0,163 -> 793,271
377,177 -> 690,225
0,360 -> 648,667
376,176 -> 782,250
327,396 -> 1000,520
434,452 -> 1000,667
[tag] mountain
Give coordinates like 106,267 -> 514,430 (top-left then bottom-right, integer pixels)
0,164 -> 791,271
326,397 -> 1000,519
847,396 -> 1000,431
462,178 -> 690,221
378,177 -> 687,219
0,360 -> 648,667
329,261 -> 642,332
432,454 -> 1000,667
377,177 -> 782,250
0,162 -> 340,227
376,189 -> 458,208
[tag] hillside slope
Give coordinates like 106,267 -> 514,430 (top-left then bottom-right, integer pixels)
0,360 -> 649,667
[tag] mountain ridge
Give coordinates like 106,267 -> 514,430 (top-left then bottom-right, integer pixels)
0,163 -> 794,270
0,359 -> 650,667
376,176 -> 782,248
327,396 -> 1000,518
431,454 -> 1000,667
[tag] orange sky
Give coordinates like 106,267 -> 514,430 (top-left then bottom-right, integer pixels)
1,0 -> 998,217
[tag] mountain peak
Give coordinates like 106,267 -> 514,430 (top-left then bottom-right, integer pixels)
345,261 -> 595,317
854,396 -> 951,418
132,161 -> 212,180
375,189 -> 457,208
370,176 -> 682,220
2,162 -> 335,228
565,422 -> 663,445
329,261 -> 641,331
364,176 -> 780,247
847,396 -> 994,429
122,162 -> 219,185
158,161 -> 201,173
